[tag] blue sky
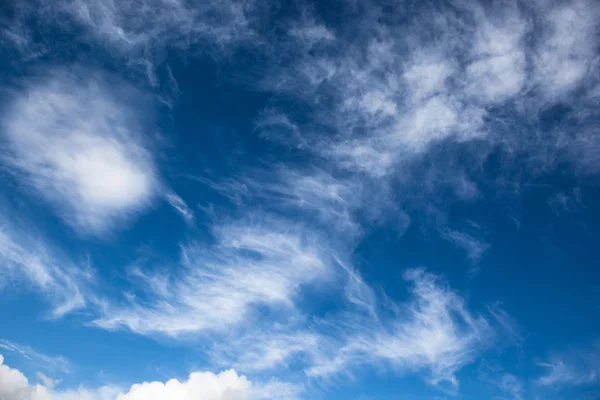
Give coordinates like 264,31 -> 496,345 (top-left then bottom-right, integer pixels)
0,0 -> 599,399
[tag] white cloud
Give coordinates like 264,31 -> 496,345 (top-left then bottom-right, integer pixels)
497,373 -> 523,400
2,0 -> 261,83
65,0 -> 254,48
288,20 -> 334,44
257,168 -> 362,235
403,58 -> 452,103
4,1 -> 596,398
211,330 -> 320,373
116,370 -> 252,400
0,225 -> 88,317
92,218 -> 334,336
1,69 -> 157,235
463,4 -> 527,103
536,341 -> 600,390
0,354 -> 52,400
534,0 -> 599,96
440,228 -> 490,264
537,359 -> 598,387
165,192 -> 194,225
0,355 -> 296,400
306,269 -> 496,388
0,339 -> 70,375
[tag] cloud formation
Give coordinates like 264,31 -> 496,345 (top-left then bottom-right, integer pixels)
1,0 -> 599,398
0,225 -> 88,317
537,344 -> 600,388
0,355 -> 298,400
93,218 -> 335,336
305,269 -> 496,388
0,339 -> 70,375
165,192 -> 195,225
1,69 -> 157,235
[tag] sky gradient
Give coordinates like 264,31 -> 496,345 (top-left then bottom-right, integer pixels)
1,0 -> 600,399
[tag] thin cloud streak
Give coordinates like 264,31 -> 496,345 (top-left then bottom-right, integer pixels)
0,225 -> 89,318
92,218 -> 336,336
165,192 -> 195,225
536,343 -> 600,388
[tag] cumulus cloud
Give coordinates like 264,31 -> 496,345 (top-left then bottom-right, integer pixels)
1,69 -> 158,235
0,355 -> 294,400
0,354 -> 53,400
116,370 -> 252,400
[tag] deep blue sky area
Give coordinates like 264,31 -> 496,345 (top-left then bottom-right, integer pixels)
1,0 -> 600,399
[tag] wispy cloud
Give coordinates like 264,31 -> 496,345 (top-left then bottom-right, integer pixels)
305,268 -> 497,388
210,330 -> 321,373
194,166 -> 363,237
92,217 -> 336,336
0,339 -> 70,375
537,346 -> 600,388
206,268 -> 510,390
440,227 -> 490,265
497,373 -> 524,400
1,69 -> 158,235
537,360 -> 597,387
257,0 -> 600,208
165,192 -> 195,225
1,0 -> 597,397
0,224 -> 89,317
2,0 -> 261,87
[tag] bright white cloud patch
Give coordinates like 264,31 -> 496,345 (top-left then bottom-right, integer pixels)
116,370 -> 252,400
0,355 -> 293,400
1,70 -> 157,235
0,354 -> 52,400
